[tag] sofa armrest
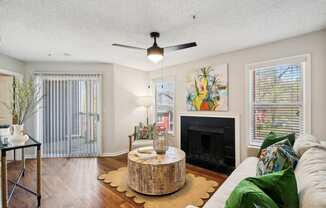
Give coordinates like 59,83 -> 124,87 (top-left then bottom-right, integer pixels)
202,157 -> 259,208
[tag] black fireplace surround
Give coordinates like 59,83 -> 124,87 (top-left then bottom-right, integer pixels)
181,116 -> 235,175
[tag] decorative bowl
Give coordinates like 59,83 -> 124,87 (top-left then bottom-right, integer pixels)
8,134 -> 28,146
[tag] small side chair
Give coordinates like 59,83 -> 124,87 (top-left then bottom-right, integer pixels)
128,125 -> 154,151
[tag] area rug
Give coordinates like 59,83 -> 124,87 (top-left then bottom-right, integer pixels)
98,167 -> 219,208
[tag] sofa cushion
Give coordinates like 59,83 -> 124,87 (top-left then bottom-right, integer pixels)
258,132 -> 295,157
226,168 -> 299,208
293,134 -> 321,157
132,140 -> 153,149
295,146 -> 326,208
257,139 -> 299,176
201,157 -> 259,208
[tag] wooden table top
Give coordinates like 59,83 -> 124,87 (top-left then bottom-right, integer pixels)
128,146 -> 185,166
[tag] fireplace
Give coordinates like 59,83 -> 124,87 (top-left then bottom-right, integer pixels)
181,116 -> 235,174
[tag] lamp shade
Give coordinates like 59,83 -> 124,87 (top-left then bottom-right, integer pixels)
147,54 -> 163,63
147,45 -> 164,63
136,96 -> 154,107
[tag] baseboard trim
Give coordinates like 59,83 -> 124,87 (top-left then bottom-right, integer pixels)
25,154 -> 36,159
101,150 -> 128,157
21,152 -> 129,158
8,154 -> 36,160
20,151 -> 129,158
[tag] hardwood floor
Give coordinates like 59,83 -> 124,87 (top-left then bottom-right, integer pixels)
7,155 -> 227,208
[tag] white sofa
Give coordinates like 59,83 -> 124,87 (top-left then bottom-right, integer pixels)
203,157 -> 259,208
187,136 -> 326,208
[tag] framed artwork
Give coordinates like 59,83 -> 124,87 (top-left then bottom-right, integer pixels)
186,64 -> 228,111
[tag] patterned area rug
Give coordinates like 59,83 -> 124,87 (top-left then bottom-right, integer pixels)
98,167 -> 219,208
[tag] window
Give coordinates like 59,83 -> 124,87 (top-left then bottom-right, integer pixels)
153,77 -> 175,134
247,55 -> 311,146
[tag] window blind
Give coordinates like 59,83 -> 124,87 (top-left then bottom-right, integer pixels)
250,64 -> 304,144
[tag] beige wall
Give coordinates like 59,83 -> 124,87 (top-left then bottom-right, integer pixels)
149,29 -> 326,161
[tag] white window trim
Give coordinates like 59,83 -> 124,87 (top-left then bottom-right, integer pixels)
245,54 -> 311,148
152,76 -> 176,135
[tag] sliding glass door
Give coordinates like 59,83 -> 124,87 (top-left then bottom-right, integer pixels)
36,73 -> 102,157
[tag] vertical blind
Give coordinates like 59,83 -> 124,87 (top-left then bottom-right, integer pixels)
250,63 -> 304,144
36,73 -> 102,157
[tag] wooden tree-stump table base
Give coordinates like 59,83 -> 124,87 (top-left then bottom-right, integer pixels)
128,146 -> 186,195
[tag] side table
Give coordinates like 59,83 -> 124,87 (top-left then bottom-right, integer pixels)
0,135 -> 41,208
128,146 -> 186,195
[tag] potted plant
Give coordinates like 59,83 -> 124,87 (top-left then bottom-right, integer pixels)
1,78 -> 43,145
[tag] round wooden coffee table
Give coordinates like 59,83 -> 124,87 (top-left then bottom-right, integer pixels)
128,146 -> 186,195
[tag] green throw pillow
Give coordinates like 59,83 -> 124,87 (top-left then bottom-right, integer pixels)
225,180 -> 278,208
257,139 -> 299,176
258,132 -> 296,157
225,168 -> 299,208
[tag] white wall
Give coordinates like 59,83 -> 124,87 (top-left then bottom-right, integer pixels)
23,62 -> 148,155
149,29 -> 326,160
0,53 -> 25,74
2,29 -> 326,160
109,64 -> 150,155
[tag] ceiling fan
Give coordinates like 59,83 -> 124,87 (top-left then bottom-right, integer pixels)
112,32 -> 197,63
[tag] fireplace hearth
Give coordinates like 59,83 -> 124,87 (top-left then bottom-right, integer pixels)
181,116 -> 235,175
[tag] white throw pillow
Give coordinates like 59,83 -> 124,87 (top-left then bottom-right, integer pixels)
295,147 -> 326,208
293,134 -> 321,157
321,141 -> 326,147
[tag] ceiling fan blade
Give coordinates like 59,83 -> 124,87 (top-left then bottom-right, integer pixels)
112,43 -> 146,50
164,42 -> 197,52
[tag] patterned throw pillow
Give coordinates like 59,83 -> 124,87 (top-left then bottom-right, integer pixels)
257,139 -> 299,176
134,123 -> 158,140
258,132 -> 296,157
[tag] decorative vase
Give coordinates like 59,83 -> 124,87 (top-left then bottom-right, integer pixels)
8,124 -> 28,145
153,131 -> 168,154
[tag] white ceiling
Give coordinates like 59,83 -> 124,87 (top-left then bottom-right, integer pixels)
0,0 -> 325,71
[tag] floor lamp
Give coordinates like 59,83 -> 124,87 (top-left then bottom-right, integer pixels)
136,96 -> 154,125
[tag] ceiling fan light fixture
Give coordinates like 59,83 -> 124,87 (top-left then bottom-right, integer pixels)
112,31 -> 197,63
147,46 -> 163,63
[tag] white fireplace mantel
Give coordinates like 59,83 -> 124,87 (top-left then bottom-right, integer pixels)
176,111 -> 241,167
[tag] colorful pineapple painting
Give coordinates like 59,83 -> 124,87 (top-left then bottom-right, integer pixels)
186,64 -> 228,111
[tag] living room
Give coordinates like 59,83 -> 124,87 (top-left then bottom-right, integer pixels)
0,1 -> 325,208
